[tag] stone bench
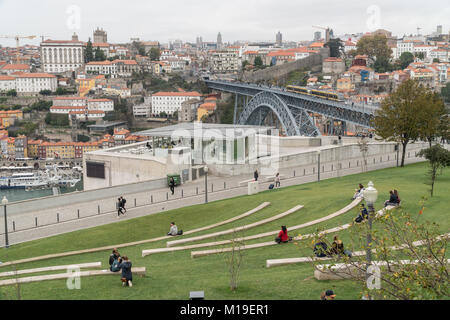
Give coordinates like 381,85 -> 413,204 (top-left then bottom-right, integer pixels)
0,267 -> 146,287
144,199 -> 362,257
0,262 -> 102,278
238,179 -> 255,187
190,202 -> 392,259
0,203 -> 270,269
262,174 -> 286,182
166,204 -> 303,248
313,260 -> 450,281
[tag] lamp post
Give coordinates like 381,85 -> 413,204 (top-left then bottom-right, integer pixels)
316,150 -> 321,182
204,166 -> 208,204
363,181 -> 378,289
2,196 -> 9,248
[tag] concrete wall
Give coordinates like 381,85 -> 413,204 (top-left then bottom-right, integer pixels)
7,177 -> 168,215
211,141 -> 430,177
83,152 -> 167,191
241,49 -> 329,83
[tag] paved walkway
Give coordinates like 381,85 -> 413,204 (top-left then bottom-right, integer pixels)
0,149 -> 427,246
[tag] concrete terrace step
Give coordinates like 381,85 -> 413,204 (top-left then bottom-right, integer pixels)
0,262 -> 102,278
266,233 -> 450,268
314,260 -> 450,281
142,199 -> 362,257
0,267 -> 146,287
0,202 -> 270,268
165,204 -> 304,248
190,205 -> 393,259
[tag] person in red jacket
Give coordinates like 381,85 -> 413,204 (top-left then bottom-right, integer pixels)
275,226 -> 290,244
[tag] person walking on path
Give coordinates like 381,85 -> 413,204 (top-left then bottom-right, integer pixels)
121,196 -> 127,213
254,169 -> 259,182
119,256 -> 133,287
275,173 -> 281,188
169,177 -> 175,195
117,197 -> 124,217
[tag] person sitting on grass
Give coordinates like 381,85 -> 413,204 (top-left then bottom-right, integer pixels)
314,239 -> 329,258
109,248 -> 121,272
167,222 -> 183,236
352,183 -> 365,199
384,190 -> 400,207
354,203 -> 369,223
322,290 -> 336,300
119,256 -> 133,287
330,235 -> 352,258
275,226 -> 291,244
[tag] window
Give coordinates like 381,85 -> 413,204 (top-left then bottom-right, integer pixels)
86,161 -> 105,179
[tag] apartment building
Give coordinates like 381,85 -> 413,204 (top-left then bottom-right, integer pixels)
40,35 -> 85,73
151,91 -> 202,116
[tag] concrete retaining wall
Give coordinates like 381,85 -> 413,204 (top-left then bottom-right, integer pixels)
7,177 -> 168,215
241,49 -> 329,83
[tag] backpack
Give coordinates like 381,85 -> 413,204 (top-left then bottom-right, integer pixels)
355,215 -> 363,223
122,198 -> 126,204
268,184 -> 274,190
177,230 -> 183,235
111,258 -> 121,272
314,242 -> 328,257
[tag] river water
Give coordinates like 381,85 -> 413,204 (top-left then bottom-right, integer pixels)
0,179 -> 84,203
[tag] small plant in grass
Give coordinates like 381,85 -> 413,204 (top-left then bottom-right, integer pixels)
417,144 -> 450,197
223,230 -> 245,291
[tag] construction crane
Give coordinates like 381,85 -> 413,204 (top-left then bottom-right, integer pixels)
312,26 -> 332,43
416,27 -> 422,36
0,35 -> 37,64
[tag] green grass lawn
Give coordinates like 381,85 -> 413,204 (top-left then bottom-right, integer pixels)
0,162 -> 448,300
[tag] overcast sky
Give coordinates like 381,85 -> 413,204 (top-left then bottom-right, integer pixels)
0,0 -> 448,47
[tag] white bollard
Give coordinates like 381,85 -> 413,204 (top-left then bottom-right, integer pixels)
248,181 -> 259,195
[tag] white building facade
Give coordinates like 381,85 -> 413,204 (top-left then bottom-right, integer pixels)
151,92 -> 202,116
14,73 -> 57,94
40,38 -> 85,74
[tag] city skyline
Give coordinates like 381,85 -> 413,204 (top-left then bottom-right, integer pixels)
0,0 -> 449,47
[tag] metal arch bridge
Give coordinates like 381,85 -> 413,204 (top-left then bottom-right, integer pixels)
205,80 -> 377,137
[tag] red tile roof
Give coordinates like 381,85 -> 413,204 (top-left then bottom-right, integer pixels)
2,64 -> 30,70
153,91 -> 202,97
12,72 -> 56,78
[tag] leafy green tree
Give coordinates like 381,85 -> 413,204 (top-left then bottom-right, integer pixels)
85,39 -> 94,63
397,52 -> 415,69
30,100 -> 52,111
45,113 -> 69,126
17,121 -> 38,136
432,58 -> 440,63
149,47 -> 161,61
373,56 -> 393,73
356,34 -> 392,63
306,203 -> 449,299
94,47 -> 106,61
324,38 -> 344,58
6,89 -> 17,97
416,92 -> 449,146
418,144 -> 450,196
55,87 -> 67,95
414,52 -> 425,60
441,82 -> 450,103
254,56 -> 263,67
39,89 -> 52,95
373,80 -> 428,167
242,60 -> 249,69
